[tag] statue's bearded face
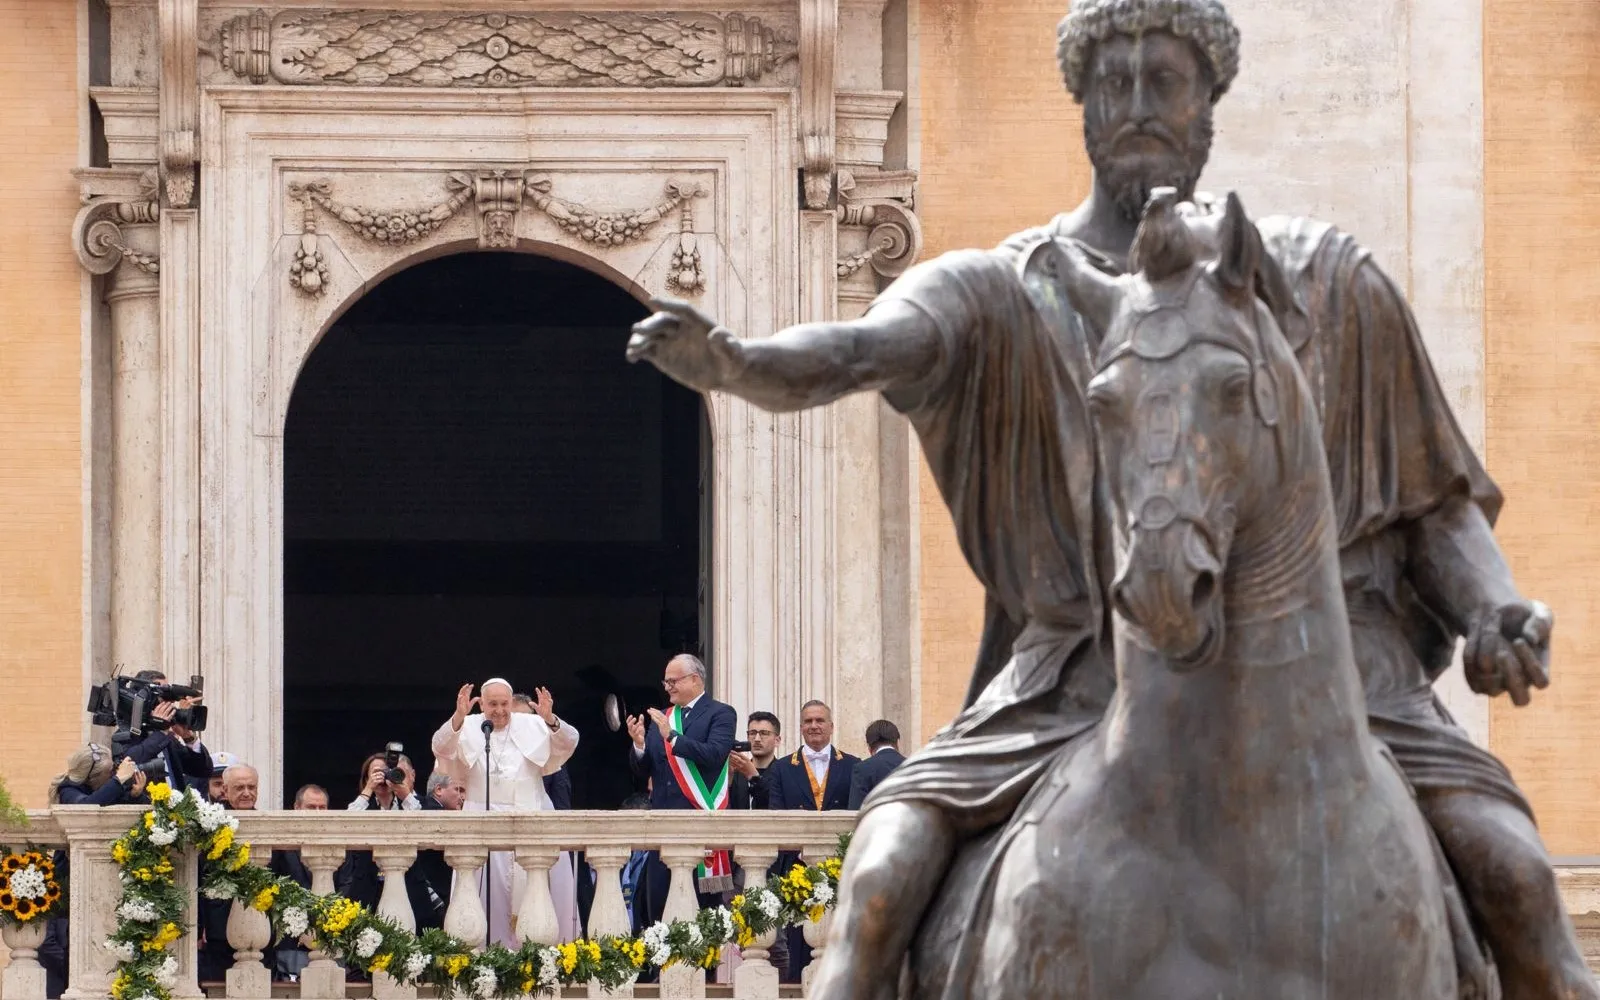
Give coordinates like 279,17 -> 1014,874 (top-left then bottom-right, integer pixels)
1083,30 -> 1216,221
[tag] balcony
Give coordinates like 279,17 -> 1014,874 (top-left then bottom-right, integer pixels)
2,807 -> 1597,998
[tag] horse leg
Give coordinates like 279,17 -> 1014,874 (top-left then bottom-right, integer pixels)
809,801 -> 956,1000
1421,791 -> 1598,1000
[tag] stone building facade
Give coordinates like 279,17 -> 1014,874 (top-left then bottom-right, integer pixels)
0,0 -> 1596,863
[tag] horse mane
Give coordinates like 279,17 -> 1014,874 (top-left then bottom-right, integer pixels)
1127,188 -> 1197,283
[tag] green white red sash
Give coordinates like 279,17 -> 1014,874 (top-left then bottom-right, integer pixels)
663,704 -> 734,892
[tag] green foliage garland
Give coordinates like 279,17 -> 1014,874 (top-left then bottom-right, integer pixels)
106,783 -> 848,999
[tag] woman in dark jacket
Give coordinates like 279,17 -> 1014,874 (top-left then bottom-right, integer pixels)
39,745 -> 150,997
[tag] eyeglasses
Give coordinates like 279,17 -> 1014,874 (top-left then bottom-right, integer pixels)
746,729 -> 776,739
662,676 -> 694,689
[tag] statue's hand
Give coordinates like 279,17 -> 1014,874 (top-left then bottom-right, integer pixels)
1463,598 -> 1553,706
625,296 -> 745,393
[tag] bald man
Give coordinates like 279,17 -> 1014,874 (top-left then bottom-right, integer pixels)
432,679 -> 580,946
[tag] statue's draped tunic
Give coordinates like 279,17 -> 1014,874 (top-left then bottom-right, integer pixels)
863,214 -> 1532,994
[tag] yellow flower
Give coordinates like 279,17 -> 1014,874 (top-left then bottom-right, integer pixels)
439,954 -> 471,977
520,980 -> 534,994
808,905 -> 825,923
820,857 -> 843,880
143,812 -> 156,830
207,826 -> 234,860
228,844 -> 251,871
110,972 -> 131,1000
250,885 -> 279,912
319,897 -> 363,935
112,842 -> 130,865
584,940 -> 601,963
148,782 -> 172,803
628,939 -> 646,968
700,946 -> 719,969
139,921 -> 182,952
368,953 -> 392,974
520,961 -> 532,977
558,941 -> 578,974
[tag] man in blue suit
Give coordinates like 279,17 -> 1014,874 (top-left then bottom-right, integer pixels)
766,700 -> 859,981
626,653 -> 738,924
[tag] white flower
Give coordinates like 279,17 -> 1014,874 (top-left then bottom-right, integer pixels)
280,907 -> 309,939
756,891 -> 782,919
403,952 -> 430,979
640,922 -> 669,951
650,945 -> 672,967
806,882 -> 834,908
154,956 -> 179,988
536,948 -> 561,987
195,800 -> 228,832
708,907 -> 734,941
116,899 -> 158,922
11,865 -> 46,900
103,939 -> 136,962
147,825 -> 178,847
471,966 -> 498,999
683,922 -> 702,946
201,881 -> 236,901
226,815 -> 240,833
353,927 -> 384,959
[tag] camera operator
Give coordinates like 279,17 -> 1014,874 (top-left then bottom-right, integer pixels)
106,670 -> 212,794
347,746 -> 421,811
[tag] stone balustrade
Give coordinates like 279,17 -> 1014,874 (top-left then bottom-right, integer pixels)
3,808 -> 1598,997
0,808 -> 854,999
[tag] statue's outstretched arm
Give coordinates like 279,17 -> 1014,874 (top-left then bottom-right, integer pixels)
626,296 -> 943,413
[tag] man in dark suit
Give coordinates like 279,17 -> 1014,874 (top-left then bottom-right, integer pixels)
848,719 -> 906,809
626,653 -> 738,924
766,700 -> 860,982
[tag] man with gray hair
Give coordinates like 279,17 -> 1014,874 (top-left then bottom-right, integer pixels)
627,0 -> 1589,994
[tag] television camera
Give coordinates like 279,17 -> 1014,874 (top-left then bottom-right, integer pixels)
86,673 -> 207,736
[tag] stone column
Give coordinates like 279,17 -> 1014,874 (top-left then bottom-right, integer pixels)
297,846 -> 347,999
658,846 -> 708,998
442,850 -> 489,949
371,849 -> 419,999
582,846 -> 635,996
730,844 -> 781,999
73,167 -> 163,678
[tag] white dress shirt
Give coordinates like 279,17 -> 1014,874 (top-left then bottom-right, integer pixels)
804,744 -> 834,784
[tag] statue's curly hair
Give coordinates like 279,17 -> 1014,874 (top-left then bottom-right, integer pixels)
1057,0 -> 1241,105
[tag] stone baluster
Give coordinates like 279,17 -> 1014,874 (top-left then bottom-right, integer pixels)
224,899 -> 272,999
72,166 -> 164,679
512,846 -> 562,946
442,850 -> 489,950
1,918 -> 49,1000
297,846 -> 346,999
371,848 -> 419,999
59,813 -> 126,1000
583,846 -> 635,996
658,845 -> 707,999
171,845 -> 204,1000
799,842 -> 836,992
731,844 -> 781,999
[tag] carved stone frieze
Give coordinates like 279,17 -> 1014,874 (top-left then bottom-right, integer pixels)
216,10 -> 796,89
159,0 -> 199,208
284,171 -> 710,296
73,167 -> 163,277
834,168 -> 919,286
798,0 -> 837,209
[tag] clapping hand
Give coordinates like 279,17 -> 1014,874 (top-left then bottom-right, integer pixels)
626,714 -> 647,750
645,707 -> 674,742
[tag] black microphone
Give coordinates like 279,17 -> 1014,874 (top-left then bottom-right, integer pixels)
480,717 -> 494,935
481,719 -> 494,737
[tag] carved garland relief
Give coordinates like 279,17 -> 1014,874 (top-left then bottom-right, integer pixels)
217,9 -> 796,89
286,171 -> 710,296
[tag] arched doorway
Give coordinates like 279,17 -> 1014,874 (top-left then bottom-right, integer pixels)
281,251 -> 708,809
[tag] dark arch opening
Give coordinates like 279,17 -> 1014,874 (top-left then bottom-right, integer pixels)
281,251 -> 709,810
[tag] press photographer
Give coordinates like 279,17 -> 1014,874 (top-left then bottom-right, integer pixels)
347,743 -> 421,811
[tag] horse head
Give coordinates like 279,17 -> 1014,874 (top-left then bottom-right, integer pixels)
1056,188 -> 1317,671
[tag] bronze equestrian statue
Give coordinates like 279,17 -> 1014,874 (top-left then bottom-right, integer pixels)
916,187 -> 1458,996
626,0 -> 1594,996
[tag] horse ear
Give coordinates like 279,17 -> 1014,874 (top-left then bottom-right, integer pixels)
1212,191 -> 1262,299
1052,240 -> 1121,336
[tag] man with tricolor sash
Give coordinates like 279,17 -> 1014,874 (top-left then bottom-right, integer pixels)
627,653 -> 739,922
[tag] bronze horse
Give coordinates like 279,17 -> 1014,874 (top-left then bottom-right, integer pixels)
916,192 -> 1459,998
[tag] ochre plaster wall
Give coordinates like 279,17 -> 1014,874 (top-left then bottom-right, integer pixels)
1482,0 -> 1600,855
0,0 -> 85,808
913,0 -> 1090,741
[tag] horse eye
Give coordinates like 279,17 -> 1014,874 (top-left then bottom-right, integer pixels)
1220,373 -> 1251,411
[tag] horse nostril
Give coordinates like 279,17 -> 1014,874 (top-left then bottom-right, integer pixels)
1190,570 -> 1216,609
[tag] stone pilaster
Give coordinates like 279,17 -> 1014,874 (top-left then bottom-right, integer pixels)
74,166 -> 163,677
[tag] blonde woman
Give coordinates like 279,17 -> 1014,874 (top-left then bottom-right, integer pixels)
49,743 -> 147,806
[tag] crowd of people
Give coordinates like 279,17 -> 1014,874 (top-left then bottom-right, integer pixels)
37,658 -> 904,992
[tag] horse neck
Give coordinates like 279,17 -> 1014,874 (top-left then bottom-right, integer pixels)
1106,453 -> 1374,794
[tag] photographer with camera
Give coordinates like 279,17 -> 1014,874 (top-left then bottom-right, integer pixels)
91,669 -> 213,794
347,744 -> 421,811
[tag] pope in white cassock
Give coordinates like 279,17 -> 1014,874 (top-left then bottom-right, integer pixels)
431,679 -> 580,947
